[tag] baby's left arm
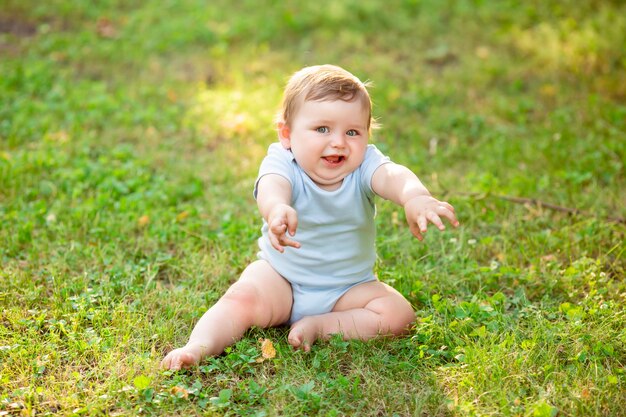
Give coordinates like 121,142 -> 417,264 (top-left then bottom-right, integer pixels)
371,163 -> 459,241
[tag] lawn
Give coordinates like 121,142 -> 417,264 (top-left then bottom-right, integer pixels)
1,0 -> 625,415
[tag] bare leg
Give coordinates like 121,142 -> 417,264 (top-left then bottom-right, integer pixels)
288,281 -> 414,351
161,260 -> 292,370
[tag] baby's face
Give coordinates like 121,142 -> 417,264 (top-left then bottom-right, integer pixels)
280,99 -> 369,191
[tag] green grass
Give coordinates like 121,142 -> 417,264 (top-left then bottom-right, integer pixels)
1,0 -> 625,415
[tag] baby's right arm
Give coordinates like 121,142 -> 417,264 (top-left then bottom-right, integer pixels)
256,174 -> 301,253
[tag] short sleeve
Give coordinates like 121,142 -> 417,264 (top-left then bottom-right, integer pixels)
253,143 -> 295,199
359,144 -> 391,194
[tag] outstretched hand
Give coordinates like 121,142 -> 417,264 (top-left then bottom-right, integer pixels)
404,195 -> 459,241
267,203 -> 301,252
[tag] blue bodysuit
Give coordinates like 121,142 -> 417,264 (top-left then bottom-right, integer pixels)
254,143 -> 391,323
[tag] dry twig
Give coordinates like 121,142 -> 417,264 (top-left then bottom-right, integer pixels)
437,189 -> 626,225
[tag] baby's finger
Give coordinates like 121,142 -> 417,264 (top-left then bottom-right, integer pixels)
269,232 -> 285,253
437,206 -> 460,227
426,211 -> 446,231
280,235 -> 301,249
417,215 -> 428,234
409,221 -> 424,241
269,218 -> 287,234
440,201 -> 455,212
285,210 -> 299,237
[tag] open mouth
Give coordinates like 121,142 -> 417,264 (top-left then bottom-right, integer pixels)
322,155 -> 345,164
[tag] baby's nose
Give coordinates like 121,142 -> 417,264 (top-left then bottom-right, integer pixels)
330,133 -> 346,147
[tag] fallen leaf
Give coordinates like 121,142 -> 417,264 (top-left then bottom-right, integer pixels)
581,387 -> 592,400
475,46 -> 490,59
261,338 -> 276,359
170,386 -> 189,399
45,130 -> 70,143
96,17 -> 117,38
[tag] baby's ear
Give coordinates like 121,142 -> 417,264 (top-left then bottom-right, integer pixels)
277,122 -> 291,149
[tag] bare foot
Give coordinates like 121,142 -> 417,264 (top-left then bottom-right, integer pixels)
160,342 -> 211,370
288,316 -> 321,352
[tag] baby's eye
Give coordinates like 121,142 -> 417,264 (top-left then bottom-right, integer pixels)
346,129 -> 359,137
316,126 -> 329,133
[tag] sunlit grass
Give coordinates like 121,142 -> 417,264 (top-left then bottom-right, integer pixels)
511,6 -> 625,76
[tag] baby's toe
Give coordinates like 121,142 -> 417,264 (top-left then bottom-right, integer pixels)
288,323 -> 315,352
161,353 -> 174,370
179,352 -> 198,368
161,350 -> 187,370
287,331 -> 303,349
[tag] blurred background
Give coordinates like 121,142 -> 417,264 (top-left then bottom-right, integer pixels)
2,0 -> 624,274
3,0 -> 625,202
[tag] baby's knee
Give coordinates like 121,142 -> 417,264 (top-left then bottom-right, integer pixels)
386,298 -> 415,335
222,283 -> 262,320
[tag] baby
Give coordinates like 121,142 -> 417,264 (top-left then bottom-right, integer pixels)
161,64 -> 459,370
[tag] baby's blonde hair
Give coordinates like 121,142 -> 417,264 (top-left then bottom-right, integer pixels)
278,65 -> 375,131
